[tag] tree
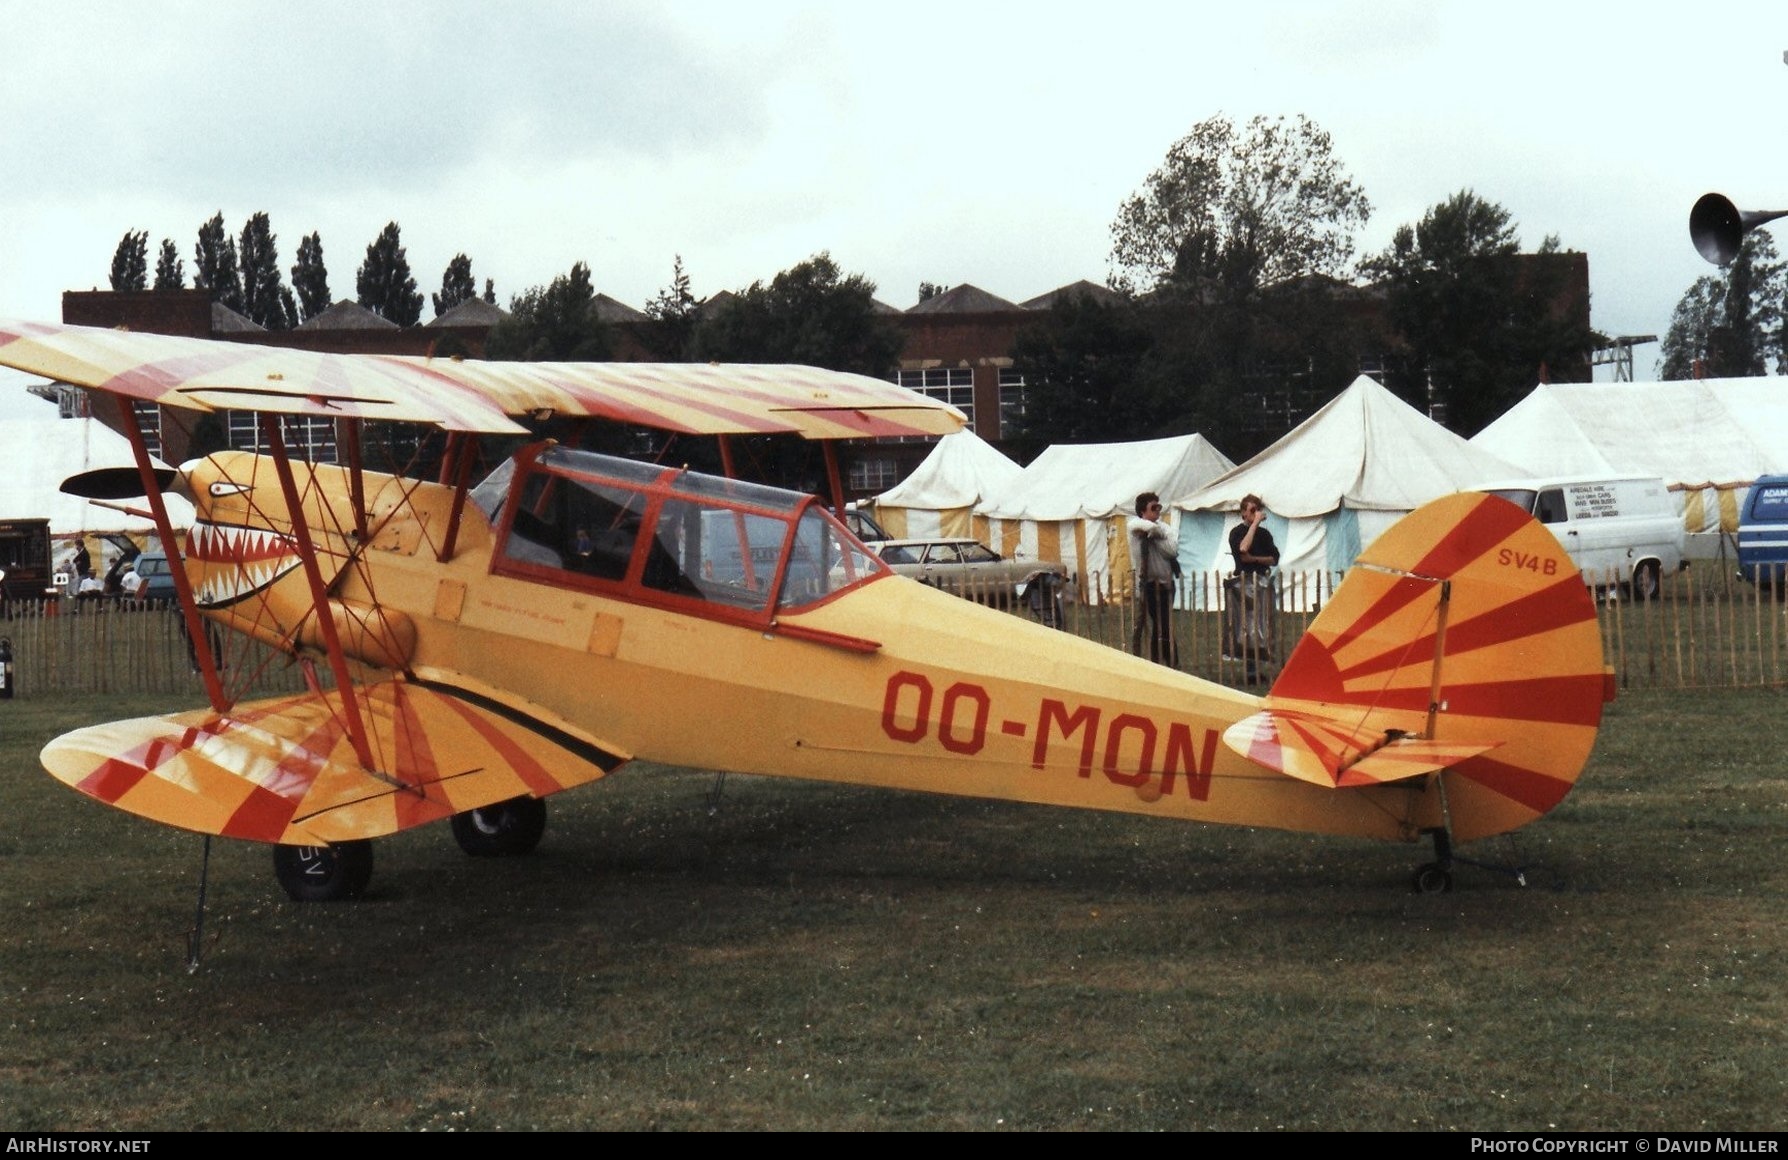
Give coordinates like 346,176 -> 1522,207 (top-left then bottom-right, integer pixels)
109,230 -> 148,291
153,238 -> 184,291
918,281 -> 947,302
237,212 -> 293,330
692,253 -> 903,376
432,253 -> 478,319
643,255 -> 700,359
1109,113 -> 1371,301
291,232 -> 330,323
483,278 -> 496,304
1009,290 -> 1155,456
355,222 -> 423,326
485,261 -> 610,361
193,212 -> 243,311
1097,115 -> 1377,457
1362,190 -> 1598,434
1659,232 -> 1786,378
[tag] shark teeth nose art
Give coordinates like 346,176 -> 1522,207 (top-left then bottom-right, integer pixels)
187,521 -> 302,607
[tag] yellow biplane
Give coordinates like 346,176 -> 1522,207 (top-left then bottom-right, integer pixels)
0,319 -> 1611,905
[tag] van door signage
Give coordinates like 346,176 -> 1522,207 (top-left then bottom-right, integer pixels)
1568,483 -> 1621,520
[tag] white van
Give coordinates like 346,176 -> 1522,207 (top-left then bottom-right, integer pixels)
1472,476 -> 1685,599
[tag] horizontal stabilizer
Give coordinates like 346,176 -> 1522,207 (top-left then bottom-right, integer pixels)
1223,708 -> 1500,789
41,679 -> 630,845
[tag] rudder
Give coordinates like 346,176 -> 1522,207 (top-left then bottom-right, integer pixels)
1265,492 -> 1610,841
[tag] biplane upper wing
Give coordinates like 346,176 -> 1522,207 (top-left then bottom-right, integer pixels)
39,678 -> 630,845
0,319 -> 966,439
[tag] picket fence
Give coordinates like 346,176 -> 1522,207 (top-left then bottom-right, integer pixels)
0,564 -> 1777,702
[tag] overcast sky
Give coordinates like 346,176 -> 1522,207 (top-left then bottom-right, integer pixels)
2,1 -> 1784,417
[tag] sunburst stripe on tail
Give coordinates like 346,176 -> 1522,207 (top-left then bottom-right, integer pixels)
1321,672 -> 1609,728
1452,753 -> 1577,815
1334,574 -> 1595,684
1313,500 -> 1536,659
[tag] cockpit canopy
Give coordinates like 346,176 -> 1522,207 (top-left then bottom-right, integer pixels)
473,444 -> 888,619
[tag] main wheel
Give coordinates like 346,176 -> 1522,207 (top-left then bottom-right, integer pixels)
1631,560 -> 1662,602
273,840 -> 373,902
451,796 -> 547,856
1411,862 -> 1453,894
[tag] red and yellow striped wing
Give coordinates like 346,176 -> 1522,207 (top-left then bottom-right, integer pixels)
40,680 -> 629,844
0,319 -> 965,439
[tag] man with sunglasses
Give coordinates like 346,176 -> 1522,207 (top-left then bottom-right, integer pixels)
1127,492 -> 1180,667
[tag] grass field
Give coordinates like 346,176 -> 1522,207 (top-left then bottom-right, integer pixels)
1,687 -> 1784,1131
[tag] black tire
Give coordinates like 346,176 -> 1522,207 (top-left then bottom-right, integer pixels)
1411,862 -> 1453,894
1631,560 -> 1662,602
451,796 -> 547,857
273,840 -> 373,902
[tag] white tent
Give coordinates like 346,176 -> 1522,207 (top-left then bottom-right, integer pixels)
865,429 -> 1021,541
1174,376 -> 1524,593
0,417 -> 193,564
976,433 -> 1233,598
1470,379 -> 1788,537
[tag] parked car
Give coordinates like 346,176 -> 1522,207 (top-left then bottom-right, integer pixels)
132,551 -> 178,604
1737,474 -> 1788,595
842,505 -> 892,545
869,537 -> 1069,624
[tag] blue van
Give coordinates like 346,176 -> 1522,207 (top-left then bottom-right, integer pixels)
1738,475 -> 1788,593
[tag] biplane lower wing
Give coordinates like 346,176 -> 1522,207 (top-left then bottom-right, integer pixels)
40,679 -> 630,845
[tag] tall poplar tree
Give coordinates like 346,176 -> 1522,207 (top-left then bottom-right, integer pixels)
109,230 -> 148,291
432,253 -> 477,318
291,232 -> 330,323
153,238 -> 184,291
193,212 -> 243,311
238,212 -> 293,330
355,221 -> 423,326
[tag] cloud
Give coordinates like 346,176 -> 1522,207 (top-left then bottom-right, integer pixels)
0,3 -> 777,204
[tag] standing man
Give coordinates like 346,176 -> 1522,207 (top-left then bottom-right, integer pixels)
1227,494 -> 1280,682
1128,492 -> 1180,667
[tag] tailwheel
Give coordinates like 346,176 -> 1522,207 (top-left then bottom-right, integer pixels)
451,795 -> 547,856
273,840 -> 374,902
1412,825 -> 1454,894
1412,862 -> 1454,894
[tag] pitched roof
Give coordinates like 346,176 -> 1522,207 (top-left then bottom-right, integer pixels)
210,302 -> 264,333
297,300 -> 399,331
428,298 -> 509,328
1021,280 -> 1123,310
592,293 -> 647,323
906,284 -> 1024,314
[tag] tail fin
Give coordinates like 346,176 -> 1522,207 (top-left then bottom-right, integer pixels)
1252,492 -> 1611,841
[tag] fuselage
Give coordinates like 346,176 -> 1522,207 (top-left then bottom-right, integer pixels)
177,445 -> 1448,844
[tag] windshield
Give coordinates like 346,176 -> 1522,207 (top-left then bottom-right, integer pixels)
1483,488 -> 1537,515
489,444 -> 890,617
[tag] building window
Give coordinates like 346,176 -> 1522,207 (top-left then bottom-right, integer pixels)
132,401 -> 163,461
896,367 -> 974,430
226,410 -> 339,463
998,369 -> 1026,438
847,456 -> 900,492
56,385 -> 91,419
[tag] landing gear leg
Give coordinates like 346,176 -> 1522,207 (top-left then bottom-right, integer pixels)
1413,827 -> 1454,894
